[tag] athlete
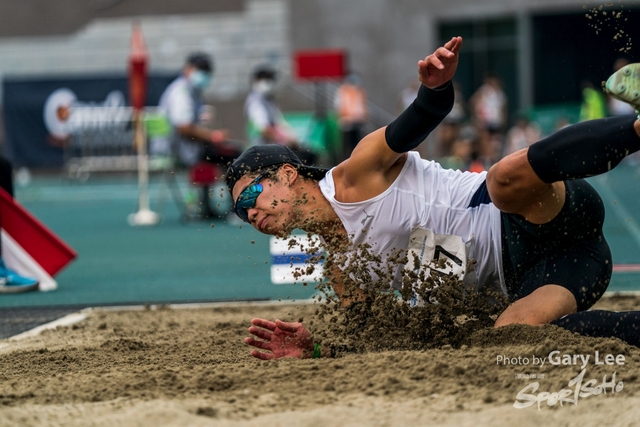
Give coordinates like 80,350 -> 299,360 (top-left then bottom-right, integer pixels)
226,37 -> 640,359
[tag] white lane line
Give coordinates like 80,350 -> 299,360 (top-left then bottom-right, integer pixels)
2,311 -> 88,343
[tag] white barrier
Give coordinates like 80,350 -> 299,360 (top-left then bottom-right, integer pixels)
269,234 -> 324,284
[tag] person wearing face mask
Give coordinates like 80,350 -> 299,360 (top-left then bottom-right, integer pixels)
245,66 -> 302,148
245,65 -> 318,166
157,52 -> 240,217
158,52 -> 239,165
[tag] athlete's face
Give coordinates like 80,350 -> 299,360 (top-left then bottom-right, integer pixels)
231,165 -> 299,236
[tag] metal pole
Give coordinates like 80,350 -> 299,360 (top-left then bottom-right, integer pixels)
128,110 -> 160,226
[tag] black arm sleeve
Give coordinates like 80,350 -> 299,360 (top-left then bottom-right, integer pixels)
385,81 -> 455,153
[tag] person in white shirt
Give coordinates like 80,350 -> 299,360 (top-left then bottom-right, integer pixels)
244,65 -> 316,165
157,53 -> 240,217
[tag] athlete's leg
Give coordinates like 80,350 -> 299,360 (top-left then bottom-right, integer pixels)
496,235 -> 611,328
487,116 -> 640,224
487,150 -> 565,224
498,291 -> 640,348
552,311 -> 640,347
490,67 -> 640,334
497,181 -> 611,327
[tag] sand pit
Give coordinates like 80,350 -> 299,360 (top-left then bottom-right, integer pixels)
1,296 -> 639,426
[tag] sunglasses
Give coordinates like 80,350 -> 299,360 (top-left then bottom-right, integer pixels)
234,172 -> 268,223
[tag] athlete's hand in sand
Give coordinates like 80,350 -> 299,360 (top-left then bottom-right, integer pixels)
245,318 -> 314,360
418,36 -> 463,89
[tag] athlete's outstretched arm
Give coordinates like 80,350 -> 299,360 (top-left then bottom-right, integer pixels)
337,37 -> 462,193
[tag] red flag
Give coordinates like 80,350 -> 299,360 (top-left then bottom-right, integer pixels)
0,188 -> 77,291
128,22 -> 148,112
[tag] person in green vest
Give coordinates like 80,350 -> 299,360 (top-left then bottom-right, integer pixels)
579,80 -> 607,122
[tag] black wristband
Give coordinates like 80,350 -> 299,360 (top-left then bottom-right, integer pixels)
385,81 -> 455,153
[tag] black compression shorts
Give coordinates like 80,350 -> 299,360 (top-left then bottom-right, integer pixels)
501,179 -> 612,311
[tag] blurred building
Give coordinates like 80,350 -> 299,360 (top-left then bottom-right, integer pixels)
292,0 -> 640,131
0,0 -> 639,166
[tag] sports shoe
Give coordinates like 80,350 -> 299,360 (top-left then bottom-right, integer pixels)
0,259 -> 39,294
605,63 -> 640,118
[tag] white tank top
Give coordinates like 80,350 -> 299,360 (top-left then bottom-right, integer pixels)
319,152 -> 505,294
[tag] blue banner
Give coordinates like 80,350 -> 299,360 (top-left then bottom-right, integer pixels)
2,74 -> 175,168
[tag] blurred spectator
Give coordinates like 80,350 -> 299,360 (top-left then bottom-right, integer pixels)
434,81 -> 467,159
438,125 -> 475,171
503,115 -> 541,156
439,139 -> 472,171
579,80 -> 607,122
245,65 -> 316,165
396,79 -> 420,114
246,65 -> 296,147
0,156 -> 39,294
470,75 -> 507,165
158,52 -> 235,166
434,122 -> 460,159
449,81 -> 467,124
333,72 -> 368,161
608,58 -> 636,116
157,52 -> 239,217
468,155 -> 486,173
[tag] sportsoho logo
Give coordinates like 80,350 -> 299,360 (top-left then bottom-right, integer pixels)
500,350 -> 626,410
43,88 -> 131,139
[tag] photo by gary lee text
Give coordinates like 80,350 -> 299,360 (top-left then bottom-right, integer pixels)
496,351 -> 625,370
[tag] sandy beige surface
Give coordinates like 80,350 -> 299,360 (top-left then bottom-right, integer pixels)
1,296 -> 639,427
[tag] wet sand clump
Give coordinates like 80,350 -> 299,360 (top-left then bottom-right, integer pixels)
299,238 -> 508,355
